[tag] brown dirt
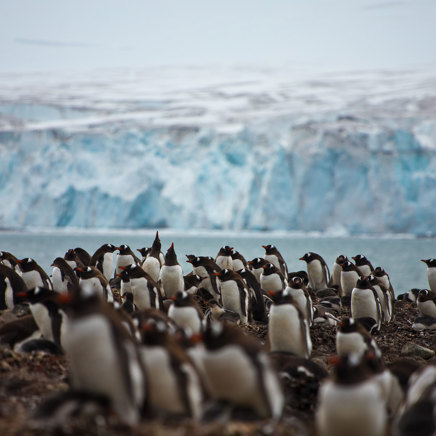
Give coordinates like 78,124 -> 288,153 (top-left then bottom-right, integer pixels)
0,300 -> 434,435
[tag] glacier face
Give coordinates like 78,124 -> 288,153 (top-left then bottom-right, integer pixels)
0,66 -> 436,235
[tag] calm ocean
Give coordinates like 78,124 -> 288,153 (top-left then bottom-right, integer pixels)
1,229 -> 434,296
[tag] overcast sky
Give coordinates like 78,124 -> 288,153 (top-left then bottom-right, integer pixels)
1,0 -> 435,72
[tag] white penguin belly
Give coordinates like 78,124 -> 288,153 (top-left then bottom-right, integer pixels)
373,285 -> 388,321
288,287 -> 311,323
220,281 -> 245,322
5,277 -> 15,309
21,270 -> 44,290
341,272 -> 358,297
52,267 -> 68,293
168,306 -> 201,334
140,346 -> 186,415
427,268 -> 436,292
268,304 -> 310,358
102,253 -> 114,281
79,277 -> 104,299
351,289 -> 378,321
202,345 -> 268,417
232,259 -> 245,271
316,380 -> 387,436
159,265 -> 184,298
260,274 -> 283,293
331,264 -> 342,287
308,260 -> 327,290
336,332 -> 367,358
357,265 -> 372,277
64,315 -> 141,426
30,303 -> 54,341
216,256 -> 233,270
142,257 -> 160,282
116,254 -> 135,274
131,277 -> 152,309
418,299 -> 436,318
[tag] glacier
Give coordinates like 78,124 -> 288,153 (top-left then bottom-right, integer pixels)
0,66 -> 436,236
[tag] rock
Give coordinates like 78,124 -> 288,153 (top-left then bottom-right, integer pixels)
401,342 -> 435,359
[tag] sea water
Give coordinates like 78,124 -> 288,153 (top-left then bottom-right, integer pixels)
0,229 -> 434,295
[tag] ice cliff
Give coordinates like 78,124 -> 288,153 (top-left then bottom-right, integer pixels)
0,66 -> 436,235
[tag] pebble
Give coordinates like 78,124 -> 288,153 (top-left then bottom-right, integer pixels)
401,342 -> 435,359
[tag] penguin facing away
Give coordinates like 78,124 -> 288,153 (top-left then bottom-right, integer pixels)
115,245 -> 140,275
215,246 -> 234,270
17,258 -> 53,290
168,291 -> 203,335
159,243 -> 184,298
0,264 -> 27,310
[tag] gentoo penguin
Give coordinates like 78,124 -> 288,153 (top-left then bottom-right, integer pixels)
64,249 -> 84,270
17,258 -> 53,290
17,287 -> 66,351
351,277 -> 382,331
238,267 -> 267,323
168,291 -> 203,335
372,266 -> 395,307
141,234 -> 162,282
316,354 -> 387,436
215,246 -> 234,270
214,269 -> 250,324
117,268 -> 132,297
231,250 -> 247,271
369,274 -> 393,323
313,305 -> 339,326
329,254 -> 347,291
417,289 -> 436,318
421,258 -> 436,293
412,315 -> 436,331
287,270 -> 310,287
205,300 -> 240,323
73,247 -> 91,266
352,254 -> 374,277
397,288 -> 420,303
51,257 -> 79,294
59,291 -> 147,426
260,263 -> 286,294
285,276 -> 313,326
184,273 -> 203,295
0,315 -> 39,349
186,256 -> 221,301
122,264 -> 162,310
0,264 -> 27,310
137,247 -> 151,264
200,322 -> 284,420
115,245 -> 140,275
121,292 -> 136,314
139,319 -> 204,419
340,260 -> 361,305
336,317 -> 379,359
0,251 -> 21,273
247,257 -> 269,283
159,243 -> 184,298
268,289 -> 312,358
90,243 -> 118,281
263,244 -> 288,276
75,266 -> 113,303
299,252 -> 330,291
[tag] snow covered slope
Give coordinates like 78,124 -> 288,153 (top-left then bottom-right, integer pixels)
0,66 -> 436,235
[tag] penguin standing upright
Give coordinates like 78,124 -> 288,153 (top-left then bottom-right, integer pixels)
115,245 -> 140,275
260,263 -> 286,294
299,252 -> 330,291
90,243 -> 118,281
0,264 -> 27,310
141,233 -> 162,282
215,246 -> 234,270
59,291 -> 147,426
168,291 -> 203,334
285,275 -> 313,326
329,254 -> 347,291
352,254 -> 374,277
316,354 -> 387,436
340,260 -> 361,306
214,269 -> 250,324
421,258 -> 436,293
263,245 -> 288,276
369,275 -> 393,323
268,289 -> 312,358
17,258 -> 53,290
247,257 -> 269,283
64,249 -> 84,270
159,243 -> 184,298
351,277 -> 382,331
200,322 -> 284,420
75,266 -> 113,302
238,267 -> 267,323
0,251 -> 21,273
186,256 -> 221,301
139,319 -> 204,419
51,257 -> 80,294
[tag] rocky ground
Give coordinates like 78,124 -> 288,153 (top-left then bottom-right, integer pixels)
0,300 -> 434,436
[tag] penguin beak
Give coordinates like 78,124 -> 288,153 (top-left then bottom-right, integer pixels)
56,293 -> 74,304
421,259 -> 427,263
169,296 -> 176,301
50,263 -> 54,267
17,292 -> 27,298
248,261 -> 253,265
136,249 -> 142,253
213,272 -> 220,277
119,266 -> 128,270
262,245 -> 267,250
328,355 -> 342,366
186,260 -> 193,264
170,243 -> 174,249
298,256 -> 305,261
75,267 -> 84,272
16,259 -> 22,264
267,291 -> 275,296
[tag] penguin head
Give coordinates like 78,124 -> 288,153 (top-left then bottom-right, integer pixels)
356,277 -> 371,289
141,319 -> 168,346
329,354 -> 368,385
248,257 -> 267,270
421,258 -> 436,268
16,258 -> 37,272
214,268 -> 234,281
151,231 -> 161,251
171,290 -> 191,306
164,243 -> 178,265
418,289 -> 431,302
335,254 -> 347,265
337,317 -> 357,332
352,254 -> 369,266
262,263 -> 278,275
299,252 -> 313,263
64,249 -> 76,260
118,245 -> 131,254
102,243 -> 117,252
372,266 -> 386,277
16,286 -> 54,304
262,244 -> 277,254
218,246 -> 234,256
290,275 -> 304,289
137,247 -> 150,257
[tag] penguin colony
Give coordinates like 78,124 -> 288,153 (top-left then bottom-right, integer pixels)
0,236 -> 435,435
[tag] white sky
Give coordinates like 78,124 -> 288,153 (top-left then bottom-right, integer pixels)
0,0 -> 435,72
